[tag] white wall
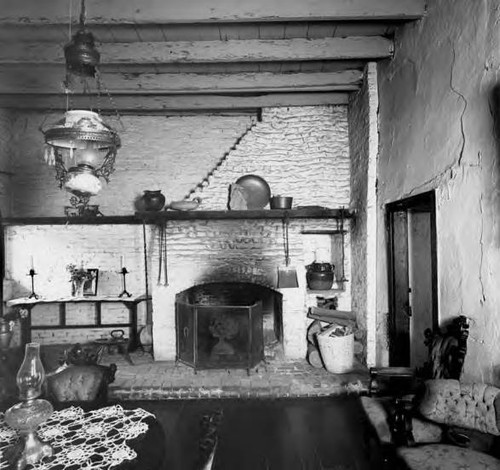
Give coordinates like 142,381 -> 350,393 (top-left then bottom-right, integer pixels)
4,106 -> 354,360
377,0 -> 500,383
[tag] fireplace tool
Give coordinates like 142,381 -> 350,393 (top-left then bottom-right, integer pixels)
277,213 -> 299,288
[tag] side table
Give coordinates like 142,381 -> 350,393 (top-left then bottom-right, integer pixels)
6,295 -> 150,351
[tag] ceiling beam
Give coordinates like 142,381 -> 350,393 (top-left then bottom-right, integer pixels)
0,37 -> 393,65
0,70 -> 363,94
0,92 -> 349,111
0,0 -> 427,24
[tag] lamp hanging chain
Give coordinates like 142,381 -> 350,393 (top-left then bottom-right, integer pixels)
95,69 -> 126,132
79,0 -> 86,29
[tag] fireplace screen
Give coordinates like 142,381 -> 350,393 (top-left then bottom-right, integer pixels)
176,299 -> 264,372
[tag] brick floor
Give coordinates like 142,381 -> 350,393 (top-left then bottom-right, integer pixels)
100,351 -> 370,400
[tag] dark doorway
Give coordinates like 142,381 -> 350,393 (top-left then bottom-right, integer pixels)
386,191 -> 438,368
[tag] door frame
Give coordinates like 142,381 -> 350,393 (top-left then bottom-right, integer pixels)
386,190 -> 438,366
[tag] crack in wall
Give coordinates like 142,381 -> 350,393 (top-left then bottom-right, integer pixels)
449,44 -> 468,167
479,194 -> 486,304
405,43 -> 470,200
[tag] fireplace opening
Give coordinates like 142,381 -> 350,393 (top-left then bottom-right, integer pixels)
175,282 -> 283,371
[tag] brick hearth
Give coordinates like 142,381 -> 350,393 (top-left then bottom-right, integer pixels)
103,351 -> 369,400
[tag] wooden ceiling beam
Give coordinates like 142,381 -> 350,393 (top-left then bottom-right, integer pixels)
0,70 -> 363,94
0,0 -> 427,24
0,37 -> 393,65
0,92 -> 349,111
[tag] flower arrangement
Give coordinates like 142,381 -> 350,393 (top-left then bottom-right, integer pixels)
66,264 -> 94,284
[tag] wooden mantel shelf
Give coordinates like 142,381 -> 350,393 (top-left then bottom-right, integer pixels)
137,207 -> 353,221
2,208 -> 353,225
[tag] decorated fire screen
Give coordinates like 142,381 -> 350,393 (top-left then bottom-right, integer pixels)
176,299 -> 263,372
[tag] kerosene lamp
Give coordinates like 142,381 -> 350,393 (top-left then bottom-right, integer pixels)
5,343 -> 53,469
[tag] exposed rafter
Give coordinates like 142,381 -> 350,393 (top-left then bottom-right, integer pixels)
0,92 -> 349,111
0,70 -> 363,95
0,0 -> 427,24
0,37 -> 393,65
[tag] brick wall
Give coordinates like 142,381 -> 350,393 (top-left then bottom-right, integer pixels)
4,105 -> 353,361
348,64 -> 378,365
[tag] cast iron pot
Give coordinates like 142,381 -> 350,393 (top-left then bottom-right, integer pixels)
141,190 -> 166,211
306,262 -> 335,290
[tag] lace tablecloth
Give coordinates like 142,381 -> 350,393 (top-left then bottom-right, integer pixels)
0,405 -> 155,469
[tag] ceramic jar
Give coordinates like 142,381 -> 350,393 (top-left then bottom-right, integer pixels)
306,262 -> 335,290
141,190 -> 166,211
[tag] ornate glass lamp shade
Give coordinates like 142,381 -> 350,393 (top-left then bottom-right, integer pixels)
43,110 -> 120,194
16,342 -> 46,400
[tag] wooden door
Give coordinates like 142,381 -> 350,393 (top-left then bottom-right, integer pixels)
388,209 -> 410,366
387,191 -> 437,367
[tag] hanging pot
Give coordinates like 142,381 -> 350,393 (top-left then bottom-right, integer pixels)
306,262 -> 335,290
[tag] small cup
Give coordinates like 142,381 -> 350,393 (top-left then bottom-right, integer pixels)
270,196 -> 293,209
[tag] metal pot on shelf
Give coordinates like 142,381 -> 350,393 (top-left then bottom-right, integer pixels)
306,262 -> 335,290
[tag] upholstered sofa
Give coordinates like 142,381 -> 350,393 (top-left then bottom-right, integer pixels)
362,379 -> 500,469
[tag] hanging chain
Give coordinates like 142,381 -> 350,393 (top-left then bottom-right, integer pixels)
142,222 -> 151,323
339,207 -> 347,282
79,0 -> 86,29
95,69 -> 125,131
157,223 -> 169,286
282,213 -> 290,267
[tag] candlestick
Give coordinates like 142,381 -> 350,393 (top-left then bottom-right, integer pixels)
118,267 -> 132,298
28,269 -> 39,300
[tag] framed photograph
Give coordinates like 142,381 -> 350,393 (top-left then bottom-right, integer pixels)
83,269 -> 99,296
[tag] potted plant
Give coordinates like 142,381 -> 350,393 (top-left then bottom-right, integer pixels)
66,264 -> 94,297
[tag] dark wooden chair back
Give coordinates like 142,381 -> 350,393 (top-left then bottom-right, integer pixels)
369,315 -> 470,396
421,315 -> 469,380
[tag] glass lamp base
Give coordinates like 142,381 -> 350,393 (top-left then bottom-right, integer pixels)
5,399 -> 53,470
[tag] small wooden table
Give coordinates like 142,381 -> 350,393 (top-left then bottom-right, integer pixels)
6,295 -> 149,350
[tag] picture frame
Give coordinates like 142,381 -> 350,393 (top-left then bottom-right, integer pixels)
83,269 -> 99,296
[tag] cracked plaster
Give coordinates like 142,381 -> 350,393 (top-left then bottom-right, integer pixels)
377,0 -> 500,383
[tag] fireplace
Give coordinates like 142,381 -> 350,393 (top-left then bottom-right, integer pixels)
175,282 -> 283,371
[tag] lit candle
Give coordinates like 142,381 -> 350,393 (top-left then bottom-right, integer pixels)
121,255 -> 125,269
30,256 -> 34,270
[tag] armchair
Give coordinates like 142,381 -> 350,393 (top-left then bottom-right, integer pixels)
362,379 -> 500,469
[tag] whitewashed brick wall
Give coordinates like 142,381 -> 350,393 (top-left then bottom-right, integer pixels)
9,112 -> 256,217
348,64 -> 378,366
193,106 -> 350,208
4,106 -> 353,361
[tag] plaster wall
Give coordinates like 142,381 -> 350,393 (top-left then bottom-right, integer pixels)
377,0 -> 500,382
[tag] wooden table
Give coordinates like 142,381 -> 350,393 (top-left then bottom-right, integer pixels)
6,295 -> 149,350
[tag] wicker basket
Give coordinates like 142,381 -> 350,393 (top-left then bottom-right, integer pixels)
317,325 -> 354,373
